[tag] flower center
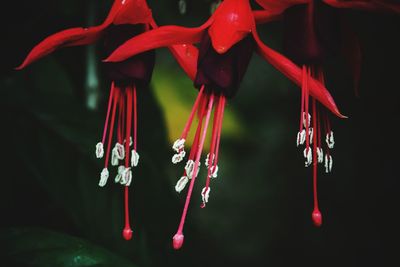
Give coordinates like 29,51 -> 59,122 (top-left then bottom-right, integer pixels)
296,65 -> 336,227
194,33 -> 254,98
95,82 -> 140,240
171,85 -> 226,249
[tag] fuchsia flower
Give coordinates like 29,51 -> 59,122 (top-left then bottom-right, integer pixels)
256,0 -> 400,227
105,0 -> 346,249
16,0 -> 197,241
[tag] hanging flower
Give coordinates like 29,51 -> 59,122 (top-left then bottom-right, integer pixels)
255,0 -> 399,227
16,0 -> 198,241
105,0 -> 345,249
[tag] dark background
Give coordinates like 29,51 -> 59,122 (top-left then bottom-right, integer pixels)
1,1 -> 400,267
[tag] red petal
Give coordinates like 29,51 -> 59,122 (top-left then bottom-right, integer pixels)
252,28 -> 346,118
112,0 -> 153,25
16,25 -> 107,70
105,19 -> 213,63
168,45 -> 199,81
253,10 -> 283,24
323,0 -> 400,14
208,0 -> 254,54
255,0 -> 310,14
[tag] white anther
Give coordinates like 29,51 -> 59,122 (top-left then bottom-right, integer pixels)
178,0 -> 186,14
317,147 -> 324,163
309,128 -> 314,144
172,138 -> 185,153
205,153 -> 215,167
96,142 -> 104,158
303,112 -> 311,128
99,168 -> 109,187
325,155 -> 333,173
185,160 -> 200,179
201,187 -> 211,204
115,165 -> 125,183
111,143 -> 124,166
172,150 -> 186,164
304,148 -> 312,167
131,149 -> 140,167
326,131 -> 335,149
297,130 -> 306,146
208,165 -> 219,178
175,176 -> 189,193
120,167 -> 132,186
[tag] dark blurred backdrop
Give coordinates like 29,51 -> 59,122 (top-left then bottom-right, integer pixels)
1,1 -> 400,267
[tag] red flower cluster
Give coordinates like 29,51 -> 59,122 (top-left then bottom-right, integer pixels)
17,0 -> 399,250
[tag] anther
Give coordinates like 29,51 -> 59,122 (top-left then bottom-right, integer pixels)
172,138 -> 185,153
304,148 -> 312,167
185,160 -> 200,179
172,150 -> 186,164
175,176 -> 189,193
297,130 -> 306,146
131,150 -> 140,167
115,165 -> 125,183
326,131 -> 335,149
99,168 -> 109,187
201,187 -> 211,206
96,142 -> 104,158
324,155 -> 333,173
303,112 -> 311,128
317,147 -> 324,163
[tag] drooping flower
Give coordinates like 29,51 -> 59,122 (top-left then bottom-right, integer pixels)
256,0 -> 399,227
16,0 -> 198,241
105,0 -> 345,249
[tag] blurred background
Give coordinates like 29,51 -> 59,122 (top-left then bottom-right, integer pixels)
1,0 -> 400,266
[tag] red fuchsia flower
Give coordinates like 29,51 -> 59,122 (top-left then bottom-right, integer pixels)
16,0 -> 198,241
105,0 -> 345,249
256,0 -> 400,227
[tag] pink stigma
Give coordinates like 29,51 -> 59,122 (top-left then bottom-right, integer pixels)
123,227 -> 133,240
312,209 -> 322,227
172,233 -> 184,250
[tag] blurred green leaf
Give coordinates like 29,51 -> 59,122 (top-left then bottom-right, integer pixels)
0,227 -> 137,267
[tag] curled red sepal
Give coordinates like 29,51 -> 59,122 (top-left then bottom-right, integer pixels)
323,0 -> 400,14
104,19 -> 213,63
251,27 -> 346,118
16,0 -> 153,70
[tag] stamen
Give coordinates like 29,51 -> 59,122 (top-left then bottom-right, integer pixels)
101,88 -> 119,184
171,86 -> 206,164
96,83 -> 115,159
